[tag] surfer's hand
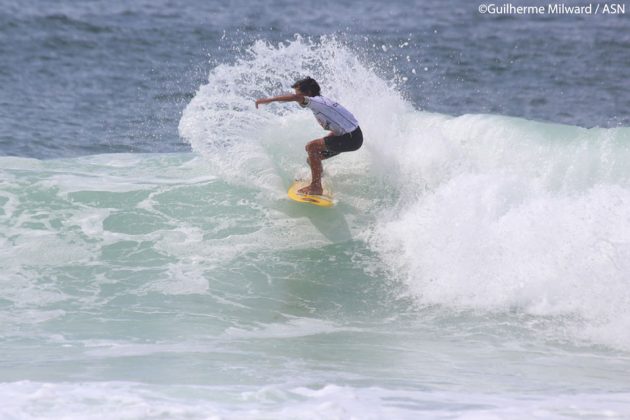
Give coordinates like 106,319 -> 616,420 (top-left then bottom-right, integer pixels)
255,98 -> 269,109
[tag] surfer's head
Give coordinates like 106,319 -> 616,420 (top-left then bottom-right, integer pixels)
292,77 -> 320,97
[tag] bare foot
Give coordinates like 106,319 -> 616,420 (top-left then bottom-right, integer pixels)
298,185 -> 323,195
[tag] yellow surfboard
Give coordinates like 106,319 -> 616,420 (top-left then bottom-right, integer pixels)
287,179 -> 334,208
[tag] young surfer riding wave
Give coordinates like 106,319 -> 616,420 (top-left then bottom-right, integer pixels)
255,77 -> 363,195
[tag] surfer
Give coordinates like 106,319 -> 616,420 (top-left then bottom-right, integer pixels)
255,77 -> 362,195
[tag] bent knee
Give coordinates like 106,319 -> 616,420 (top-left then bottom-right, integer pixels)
306,139 -> 324,153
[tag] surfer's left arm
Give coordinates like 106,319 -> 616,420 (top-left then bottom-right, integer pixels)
255,93 -> 306,108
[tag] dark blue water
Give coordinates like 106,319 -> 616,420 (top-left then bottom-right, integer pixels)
1,0 -> 628,158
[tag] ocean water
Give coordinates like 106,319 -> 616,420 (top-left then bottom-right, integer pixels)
2,1 -> 630,419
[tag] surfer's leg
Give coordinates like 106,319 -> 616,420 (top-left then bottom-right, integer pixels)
307,149 -> 336,166
300,138 -> 325,195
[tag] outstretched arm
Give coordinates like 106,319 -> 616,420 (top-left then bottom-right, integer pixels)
255,93 -> 306,108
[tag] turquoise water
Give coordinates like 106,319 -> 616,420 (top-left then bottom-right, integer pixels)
3,109 -> 630,417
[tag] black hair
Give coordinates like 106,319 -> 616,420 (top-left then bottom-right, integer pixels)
291,76 -> 321,97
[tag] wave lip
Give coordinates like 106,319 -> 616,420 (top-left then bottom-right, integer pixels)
178,35 -> 410,192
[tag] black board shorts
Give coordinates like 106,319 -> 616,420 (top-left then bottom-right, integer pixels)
322,126 -> 363,159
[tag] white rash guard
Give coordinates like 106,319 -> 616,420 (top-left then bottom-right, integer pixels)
301,95 -> 359,135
